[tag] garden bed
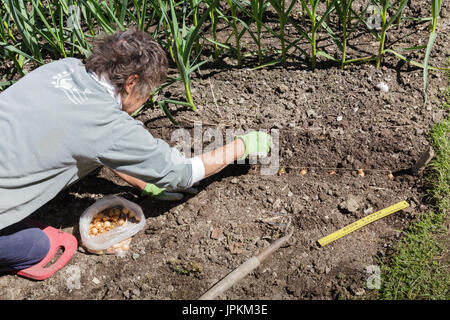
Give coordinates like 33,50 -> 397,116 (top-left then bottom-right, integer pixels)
0,1 -> 449,300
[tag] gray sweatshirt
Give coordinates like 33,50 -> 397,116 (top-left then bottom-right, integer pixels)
0,58 -> 198,230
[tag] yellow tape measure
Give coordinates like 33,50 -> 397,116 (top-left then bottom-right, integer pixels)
318,200 -> 410,247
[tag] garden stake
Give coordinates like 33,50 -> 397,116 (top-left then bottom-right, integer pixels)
198,215 -> 294,300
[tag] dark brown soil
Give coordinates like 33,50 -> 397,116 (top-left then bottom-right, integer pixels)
0,1 -> 448,300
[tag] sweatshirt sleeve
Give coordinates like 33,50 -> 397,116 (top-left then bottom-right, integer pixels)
96,116 -> 194,190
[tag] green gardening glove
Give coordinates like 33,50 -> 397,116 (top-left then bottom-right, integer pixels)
141,183 -> 198,201
234,131 -> 272,160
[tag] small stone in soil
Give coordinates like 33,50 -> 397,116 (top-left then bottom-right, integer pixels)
210,227 -> 223,240
131,288 -> 140,298
306,109 -> 317,118
277,84 -> 289,93
338,195 -> 362,214
375,82 -> 389,93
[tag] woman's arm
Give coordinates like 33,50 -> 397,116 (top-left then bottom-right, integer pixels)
199,138 -> 245,178
111,169 -> 147,190
112,139 -> 246,191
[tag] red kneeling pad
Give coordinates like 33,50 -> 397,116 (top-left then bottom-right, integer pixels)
16,219 -> 78,281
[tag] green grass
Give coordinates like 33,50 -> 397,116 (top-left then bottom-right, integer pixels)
376,85 -> 449,300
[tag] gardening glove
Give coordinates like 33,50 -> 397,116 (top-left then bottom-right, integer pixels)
141,183 -> 198,201
234,131 -> 272,160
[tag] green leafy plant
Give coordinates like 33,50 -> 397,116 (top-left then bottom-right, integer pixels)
292,0 -> 337,69
226,0 -> 242,65
330,0 -> 374,68
229,0 -> 307,68
218,0 -> 265,66
2,0 -> 93,74
248,0 -> 267,64
423,0 -> 442,102
4,0 -> 44,64
1,0 -> 448,116
267,0 -> 298,66
159,0 -> 219,111
208,3 -> 220,60
366,0 -> 410,69
0,8 -> 33,77
361,0 -> 449,99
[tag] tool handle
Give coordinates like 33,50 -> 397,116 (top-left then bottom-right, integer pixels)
198,256 -> 260,300
256,235 -> 290,263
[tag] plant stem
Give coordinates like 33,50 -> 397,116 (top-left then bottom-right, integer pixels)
311,9 -> 316,69
341,38 -> 347,69
376,3 -> 388,69
190,0 -> 200,54
326,0 -> 330,24
341,9 -> 348,69
210,8 -> 219,61
376,28 -> 386,69
280,0 -> 286,66
184,81 -> 196,111
227,0 -> 241,66
257,29 -> 262,63
254,0 -> 264,64
312,32 -> 316,69
190,0 -> 198,26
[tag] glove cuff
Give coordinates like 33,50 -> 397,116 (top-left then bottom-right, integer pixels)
234,135 -> 248,160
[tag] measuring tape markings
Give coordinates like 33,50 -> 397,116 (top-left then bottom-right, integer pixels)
318,200 -> 410,247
